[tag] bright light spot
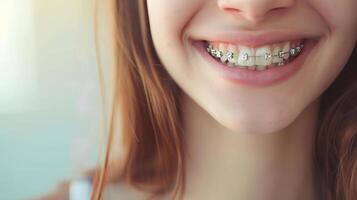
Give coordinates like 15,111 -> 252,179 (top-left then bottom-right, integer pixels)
0,0 -> 38,114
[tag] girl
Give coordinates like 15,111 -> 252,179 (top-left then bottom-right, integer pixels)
93,0 -> 357,200
93,0 -> 357,199
40,0 -> 357,199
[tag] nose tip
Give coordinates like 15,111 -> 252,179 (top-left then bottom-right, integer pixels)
217,0 -> 295,23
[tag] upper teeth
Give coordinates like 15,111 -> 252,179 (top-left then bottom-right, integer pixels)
206,41 -> 304,68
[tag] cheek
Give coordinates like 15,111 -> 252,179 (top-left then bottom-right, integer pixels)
147,0 -> 201,42
313,39 -> 355,93
147,0 -> 204,79
308,0 -> 357,37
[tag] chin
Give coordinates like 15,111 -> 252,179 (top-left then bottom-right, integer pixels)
208,106 -> 301,135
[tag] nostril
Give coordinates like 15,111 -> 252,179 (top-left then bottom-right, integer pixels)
222,6 -> 288,22
223,7 -> 242,14
270,6 -> 287,12
218,0 -> 294,21
223,8 -> 242,16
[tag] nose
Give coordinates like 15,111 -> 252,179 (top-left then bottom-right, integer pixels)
217,0 -> 295,23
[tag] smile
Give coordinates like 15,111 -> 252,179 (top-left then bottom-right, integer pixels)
193,34 -> 317,86
205,40 -> 305,71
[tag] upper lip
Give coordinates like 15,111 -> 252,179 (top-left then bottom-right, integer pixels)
195,30 -> 316,48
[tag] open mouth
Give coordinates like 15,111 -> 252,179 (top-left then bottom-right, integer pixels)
193,37 -> 316,86
205,39 -> 305,71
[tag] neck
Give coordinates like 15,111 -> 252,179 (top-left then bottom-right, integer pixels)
182,95 -> 320,200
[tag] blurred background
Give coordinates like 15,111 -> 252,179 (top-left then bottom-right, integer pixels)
0,0 -> 111,199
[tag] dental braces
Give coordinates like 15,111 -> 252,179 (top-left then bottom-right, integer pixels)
206,43 -> 304,61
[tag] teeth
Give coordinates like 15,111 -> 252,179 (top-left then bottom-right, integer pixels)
206,40 -> 304,71
281,42 -> 290,60
256,65 -> 267,71
238,46 -> 254,66
227,44 -> 238,66
255,46 -> 272,66
272,45 -> 284,64
219,43 -> 228,63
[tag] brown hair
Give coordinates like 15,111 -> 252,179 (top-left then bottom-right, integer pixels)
92,0 -> 357,199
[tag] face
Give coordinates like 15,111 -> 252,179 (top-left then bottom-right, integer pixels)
146,0 -> 357,134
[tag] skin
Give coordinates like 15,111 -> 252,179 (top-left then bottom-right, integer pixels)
143,0 -> 357,199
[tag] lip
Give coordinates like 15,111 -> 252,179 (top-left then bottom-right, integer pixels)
195,30 -> 316,48
192,38 -> 317,87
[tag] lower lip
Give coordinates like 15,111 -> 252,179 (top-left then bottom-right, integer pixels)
193,40 -> 316,87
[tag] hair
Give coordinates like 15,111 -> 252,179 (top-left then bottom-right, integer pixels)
91,0 -> 357,199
